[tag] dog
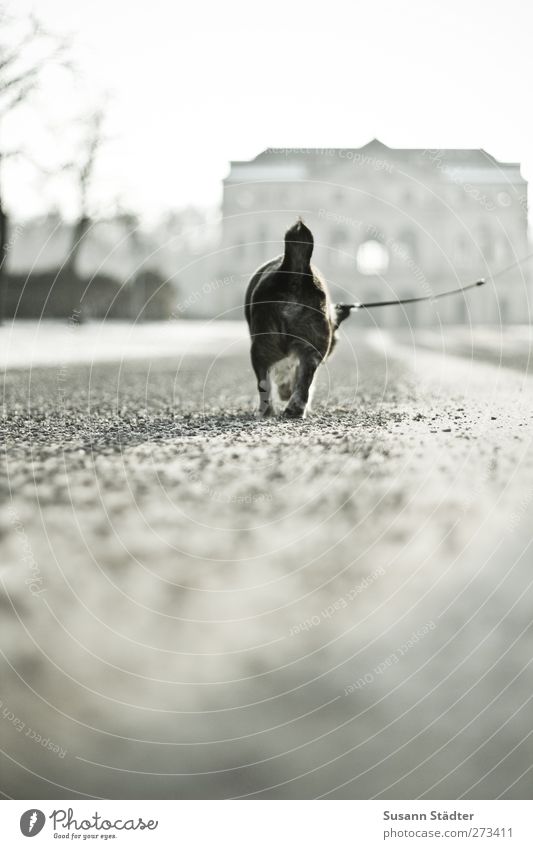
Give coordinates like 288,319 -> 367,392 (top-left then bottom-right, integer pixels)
245,219 -> 352,418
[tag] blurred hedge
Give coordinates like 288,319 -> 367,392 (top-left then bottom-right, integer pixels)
4,269 -> 175,321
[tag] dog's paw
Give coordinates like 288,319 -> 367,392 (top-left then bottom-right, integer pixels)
282,404 -> 305,419
256,405 -> 275,419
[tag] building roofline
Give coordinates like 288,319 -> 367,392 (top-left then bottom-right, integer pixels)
225,141 -> 522,172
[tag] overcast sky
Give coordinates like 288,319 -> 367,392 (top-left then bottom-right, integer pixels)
4,0 -> 533,223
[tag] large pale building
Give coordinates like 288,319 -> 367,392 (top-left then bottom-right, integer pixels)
218,140 -> 530,325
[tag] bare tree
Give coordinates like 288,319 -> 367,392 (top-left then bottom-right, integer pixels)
0,9 -> 71,322
62,108 -> 106,277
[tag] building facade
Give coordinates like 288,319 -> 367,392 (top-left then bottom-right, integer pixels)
218,140 -> 530,325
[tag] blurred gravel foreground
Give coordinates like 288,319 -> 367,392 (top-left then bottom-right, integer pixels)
1,324 -> 532,799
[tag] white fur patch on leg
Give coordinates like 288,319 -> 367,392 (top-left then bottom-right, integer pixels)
270,354 -> 298,402
306,375 -> 317,415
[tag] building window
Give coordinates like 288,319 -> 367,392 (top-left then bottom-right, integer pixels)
479,227 -> 494,263
330,227 -> 350,266
237,191 -> 254,209
356,240 -> 389,275
494,235 -> 508,265
256,228 -> 267,259
455,234 -> 469,265
396,228 -> 418,262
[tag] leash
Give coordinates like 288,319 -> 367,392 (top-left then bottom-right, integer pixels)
342,250 -> 533,312
350,279 -> 485,311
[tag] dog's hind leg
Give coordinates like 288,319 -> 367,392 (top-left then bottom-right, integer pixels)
251,342 -> 276,418
282,350 -> 322,419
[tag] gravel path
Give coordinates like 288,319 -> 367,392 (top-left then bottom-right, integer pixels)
1,325 -> 532,799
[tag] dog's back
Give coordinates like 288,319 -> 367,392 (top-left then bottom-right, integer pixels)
245,220 -> 333,362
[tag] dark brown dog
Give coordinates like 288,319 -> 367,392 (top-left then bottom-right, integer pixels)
245,220 -> 351,418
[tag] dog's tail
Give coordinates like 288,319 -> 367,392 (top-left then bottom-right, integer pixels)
282,218 -> 314,271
